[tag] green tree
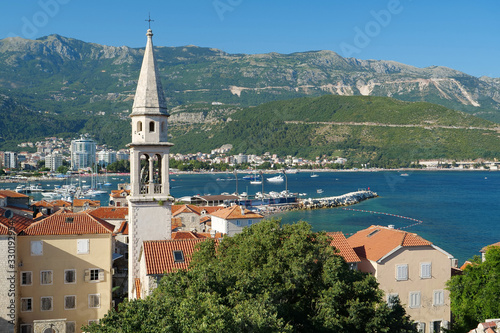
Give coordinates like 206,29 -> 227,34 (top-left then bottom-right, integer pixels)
447,246 -> 500,333
85,219 -> 415,333
57,165 -> 69,174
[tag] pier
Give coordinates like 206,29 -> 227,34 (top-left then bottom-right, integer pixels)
299,190 -> 378,210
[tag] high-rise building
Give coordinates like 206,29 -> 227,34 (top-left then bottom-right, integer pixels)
3,152 -> 18,169
45,152 -> 63,172
127,28 -> 173,299
70,137 -> 96,170
97,150 -> 117,167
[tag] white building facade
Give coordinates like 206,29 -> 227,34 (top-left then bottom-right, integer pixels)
127,28 -> 174,299
70,137 -> 96,170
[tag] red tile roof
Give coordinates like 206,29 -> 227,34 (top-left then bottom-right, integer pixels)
210,205 -> 263,220
89,207 -> 128,220
481,241 -> 500,253
0,207 -> 33,235
348,225 -> 432,262
172,231 -> 200,240
31,200 -> 55,208
200,216 -> 211,224
0,190 -> 29,198
143,239 -> 217,275
326,232 -> 361,263
72,199 -> 100,208
171,204 -> 224,217
117,221 -> 128,235
21,211 -> 114,236
110,189 -> 130,198
135,278 -> 141,299
49,200 -> 72,208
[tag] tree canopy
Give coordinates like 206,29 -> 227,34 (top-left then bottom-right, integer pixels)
447,246 -> 500,332
86,219 -> 415,333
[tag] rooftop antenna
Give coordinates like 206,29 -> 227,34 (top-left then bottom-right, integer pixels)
145,13 -> 154,29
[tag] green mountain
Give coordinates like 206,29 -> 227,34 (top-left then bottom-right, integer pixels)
170,95 -> 500,166
1,34 -> 500,162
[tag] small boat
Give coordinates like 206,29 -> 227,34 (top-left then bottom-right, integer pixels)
103,182 -> 112,186
317,189 -> 324,194
400,173 -> 409,177
311,172 -> 319,178
267,175 -> 284,183
250,180 -> 262,185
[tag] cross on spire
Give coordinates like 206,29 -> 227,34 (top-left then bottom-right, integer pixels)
145,13 -> 154,29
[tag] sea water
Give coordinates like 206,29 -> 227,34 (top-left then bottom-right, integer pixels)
3,170 -> 498,263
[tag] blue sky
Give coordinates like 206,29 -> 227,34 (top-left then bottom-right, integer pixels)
1,0 -> 499,77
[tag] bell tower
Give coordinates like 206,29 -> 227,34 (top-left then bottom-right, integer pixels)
127,28 -> 173,299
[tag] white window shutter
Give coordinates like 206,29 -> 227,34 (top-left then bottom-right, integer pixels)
31,241 -> 42,256
397,264 -> 408,280
98,269 -> 105,281
84,269 -> 90,282
421,262 -> 431,278
429,322 -> 434,333
77,239 -> 90,254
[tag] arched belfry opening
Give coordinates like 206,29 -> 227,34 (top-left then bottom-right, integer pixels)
137,121 -> 143,132
149,121 -> 155,132
139,154 -> 150,194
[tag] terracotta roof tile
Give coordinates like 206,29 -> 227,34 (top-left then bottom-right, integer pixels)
49,200 -> 72,208
0,190 -> 29,198
135,278 -> 141,299
110,189 -> 130,198
326,232 -> 361,263
89,207 -> 128,220
481,241 -> 500,253
200,216 -> 211,224
5,205 -> 33,213
118,221 -> 128,235
21,212 -> 114,236
209,205 -> 263,220
172,204 -> 225,217
171,231 -> 199,240
72,199 -> 100,208
0,207 -> 33,235
348,225 -> 432,262
31,200 -> 55,208
143,239 -> 218,275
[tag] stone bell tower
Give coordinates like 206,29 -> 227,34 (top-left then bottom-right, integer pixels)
127,28 -> 173,299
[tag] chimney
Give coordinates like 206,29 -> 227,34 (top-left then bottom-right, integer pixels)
240,206 -> 245,216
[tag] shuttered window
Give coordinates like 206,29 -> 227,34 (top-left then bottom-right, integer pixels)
31,240 -> 43,256
65,295 -> 76,310
77,239 -> 90,254
433,290 -> 444,306
420,262 -> 432,279
396,264 -> 408,281
409,291 -> 421,308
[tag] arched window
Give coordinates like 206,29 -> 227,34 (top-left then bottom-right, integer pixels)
137,121 -> 143,132
149,121 -> 155,132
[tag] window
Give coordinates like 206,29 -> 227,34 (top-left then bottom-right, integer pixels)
149,121 -> 155,132
420,262 -> 432,279
161,121 -> 165,132
137,121 -> 142,132
77,239 -> 90,254
21,271 -> 32,286
430,320 -> 442,333
31,240 -> 42,256
89,294 -> 101,308
386,293 -> 399,308
41,296 -> 53,311
65,269 -> 76,284
40,270 -> 53,285
65,295 -> 76,310
409,291 -> 421,308
20,324 -> 33,333
66,322 -> 76,333
236,220 -> 241,227
396,264 -> 408,281
433,290 -> 445,306
21,298 -> 33,312
173,250 -> 184,263
85,268 -> 104,282
415,322 -> 426,333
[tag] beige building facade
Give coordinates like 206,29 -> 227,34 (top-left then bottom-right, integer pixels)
348,225 -> 455,333
17,212 -> 114,333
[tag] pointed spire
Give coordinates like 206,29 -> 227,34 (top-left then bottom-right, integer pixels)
131,29 -> 169,116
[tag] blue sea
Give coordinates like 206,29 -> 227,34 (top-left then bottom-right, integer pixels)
3,170 -> 498,264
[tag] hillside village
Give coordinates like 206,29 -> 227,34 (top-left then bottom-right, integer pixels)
1,27 -> 499,333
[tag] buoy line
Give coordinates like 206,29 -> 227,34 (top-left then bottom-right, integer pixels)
342,208 -> 423,230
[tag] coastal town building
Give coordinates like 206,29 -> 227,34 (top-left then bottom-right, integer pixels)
0,207 -> 33,333
17,211 -> 114,333
97,149 -> 117,167
127,27 -> 174,299
210,205 -> 264,237
70,137 -> 96,171
347,225 -> 455,333
171,204 -> 223,232
326,231 -> 361,269
45,152 -> 63,172
480,241 -> 500,262
4,152 -> 18,169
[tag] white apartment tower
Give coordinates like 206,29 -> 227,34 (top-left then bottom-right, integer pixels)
127,28 -> 173,299
70,137 -> 96,170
